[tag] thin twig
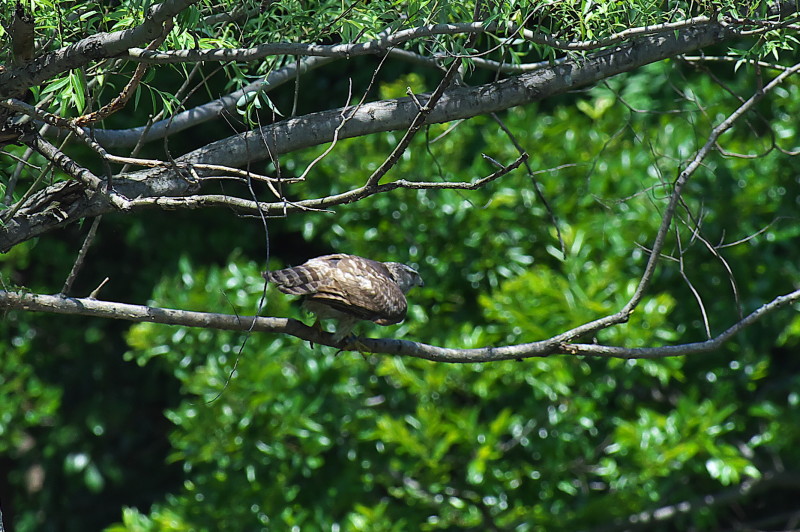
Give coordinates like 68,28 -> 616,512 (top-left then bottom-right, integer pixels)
88,277 -> 110,299
61,216 -> 102,295
490,112 -> 566,257
676,224 -> 712,339
295,79 -> 356,182
549,60 -> 800,346
363,51 -> 464,188
27,134 -> 131,210
2,98 -> 113,164
680,210 -> 744,320
120,62 -> 203,174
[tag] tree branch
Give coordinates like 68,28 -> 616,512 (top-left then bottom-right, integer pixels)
155,18 -> 737,172
123,21 -> 502,63
117,13 -> 783,64
2,286 -> 798,363
10,2 -> 35,66
0,19 -> 740,252
27,134 -> 131,210
91,55 -> 335,148
102,153 -> 528,213
563,288 -> 800,360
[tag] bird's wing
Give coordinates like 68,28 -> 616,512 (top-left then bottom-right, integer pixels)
266,254 -> 408,324
311,255 -> 408,324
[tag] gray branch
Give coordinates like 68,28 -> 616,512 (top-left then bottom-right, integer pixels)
123,21 -> 500,63
173,19 -> 733,171
92,55 -> 335,148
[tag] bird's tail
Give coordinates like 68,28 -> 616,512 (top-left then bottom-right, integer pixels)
262,266 -> 322,295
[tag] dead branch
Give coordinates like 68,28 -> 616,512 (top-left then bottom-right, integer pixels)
116,153 -> 528,213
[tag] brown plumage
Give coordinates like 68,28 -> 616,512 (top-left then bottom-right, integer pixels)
263,254 -> 424,342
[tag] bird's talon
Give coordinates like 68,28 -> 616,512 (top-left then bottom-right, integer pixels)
339,335 -> 370,357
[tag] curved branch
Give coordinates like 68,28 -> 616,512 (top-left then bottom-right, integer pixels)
2,287 -> 798,363
563,288 -> 800,360
94,15 -> 730,149
139,20 -> 735,171
92,56 -> 334,148
118,13 -> 781,65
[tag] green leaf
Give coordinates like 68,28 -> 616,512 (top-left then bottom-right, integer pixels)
69,70 -> 87,113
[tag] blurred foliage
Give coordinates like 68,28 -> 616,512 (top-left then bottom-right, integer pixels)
3,1 -> 800,531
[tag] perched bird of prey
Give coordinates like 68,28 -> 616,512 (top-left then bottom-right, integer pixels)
263,254 -> 424,343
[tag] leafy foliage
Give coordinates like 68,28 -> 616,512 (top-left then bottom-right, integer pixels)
2,1 -> 800,531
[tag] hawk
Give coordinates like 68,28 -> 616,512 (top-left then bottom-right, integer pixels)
263,254 -> 424,342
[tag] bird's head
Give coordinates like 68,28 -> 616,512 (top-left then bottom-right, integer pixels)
385,262 -> 424,293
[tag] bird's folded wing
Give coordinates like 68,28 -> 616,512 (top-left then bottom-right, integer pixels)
310,280 -> 407,325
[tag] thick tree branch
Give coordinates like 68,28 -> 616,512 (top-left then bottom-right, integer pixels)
0,19 -> 739,253
0,289 -> 287,331
88,50 -> 553,150
152,19 -> 737,172
90,56 -> 334,148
